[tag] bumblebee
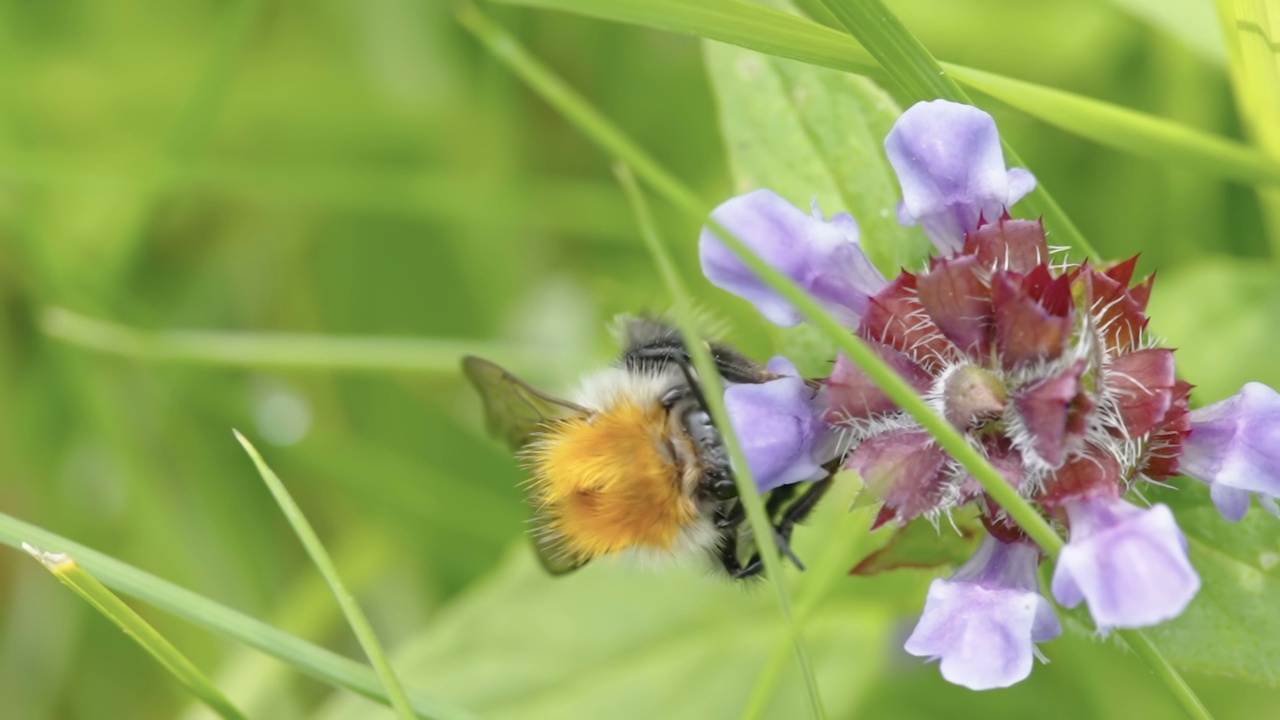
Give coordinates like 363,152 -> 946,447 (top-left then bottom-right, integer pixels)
463,317 -> 832,579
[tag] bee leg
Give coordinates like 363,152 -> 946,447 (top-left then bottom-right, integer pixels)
730,552 -> 765,580
763,483 -> 798,521
772,476 -> 835,569
772,529 -> 806,571
718,527 -> 760,578
715,500 -> 744,529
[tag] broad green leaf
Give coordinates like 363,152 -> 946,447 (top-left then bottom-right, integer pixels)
316,546 -> 891,720
1145,480 -> 1280,686
703,40 -> 931,275
703,38 -> 930,372
1146,257 -> 1280,402
850,513 -> 982,576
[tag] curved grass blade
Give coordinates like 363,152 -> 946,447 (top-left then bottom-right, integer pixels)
233,431 -> 416,720
22,545 -> 248,720
1216,0 -> 1280,254
613,163 -> 825,720
40,306 -> 538,375
456,8 -> 1213,718
491,0 -> 1280,193
0,512 -> 478,720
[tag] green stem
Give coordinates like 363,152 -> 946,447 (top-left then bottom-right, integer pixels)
235,432 -> 417,720
23,545 -> 248,720
614,163 -> 826,720
1117,629 -> 1214,720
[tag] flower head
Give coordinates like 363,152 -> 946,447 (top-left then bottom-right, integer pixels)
885,100 -> 1036,253
1180,382 -> 1280,521
693,95 -> 1275,690
699,190 -> 886,327
1050,494 -> 1199,630
905,535 -> 1061,690
724,357 -> 830,493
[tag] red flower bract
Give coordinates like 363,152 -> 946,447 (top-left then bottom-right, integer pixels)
834,217 -> 1186,525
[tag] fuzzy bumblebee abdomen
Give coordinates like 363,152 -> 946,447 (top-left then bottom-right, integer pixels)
530,401 -> 698,561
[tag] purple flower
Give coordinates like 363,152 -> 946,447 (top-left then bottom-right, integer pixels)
1051,495 -> 1199,630
905,535 -> 1061,690
884,100 -> 1036,253
1180,382 -> 1280,521
724,357 -> 829,493
699,190 -> 886,327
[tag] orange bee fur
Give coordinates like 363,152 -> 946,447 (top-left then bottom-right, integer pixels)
528,400 -> 701,561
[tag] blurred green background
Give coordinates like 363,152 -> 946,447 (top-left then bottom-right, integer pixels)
0,0 -> 1278,718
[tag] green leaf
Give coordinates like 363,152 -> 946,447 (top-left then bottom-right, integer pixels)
316,547 -> 891,720
702,40 -> 931,276
1144,480 -> 1280,686
850,513 -> 982,577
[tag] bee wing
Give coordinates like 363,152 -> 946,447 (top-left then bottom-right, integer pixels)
462,356 -> 589,451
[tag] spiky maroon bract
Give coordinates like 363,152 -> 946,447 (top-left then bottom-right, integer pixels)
829,216 -> 1188,527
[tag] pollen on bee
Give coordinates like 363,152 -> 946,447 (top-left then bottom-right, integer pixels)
528,401 -> 698,560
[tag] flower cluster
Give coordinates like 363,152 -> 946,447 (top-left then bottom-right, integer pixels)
701,99 -> 1280,689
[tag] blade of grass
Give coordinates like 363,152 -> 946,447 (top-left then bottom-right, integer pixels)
457,9 -> 1213,719
812,0 -> 1095,260
492,0 -> 1280,193
22,545 -> 248,720
233,431 -> 415,720
40,306 -> 539,375
1216,0 -> 1280,254
0,512 -> 478,720
613,163 -> 825,719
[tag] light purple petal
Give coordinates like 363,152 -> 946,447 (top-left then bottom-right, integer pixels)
1210,483 -> 1253,523
884,100 -> 1035,253
700,189 -> 886,327
1052,497 -> 1200,630
1182,383 -> 1280,520
904,536 -> 1060,690
724,355 -> 828,493
1006,168 -> 1036,205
